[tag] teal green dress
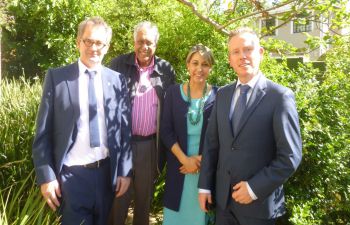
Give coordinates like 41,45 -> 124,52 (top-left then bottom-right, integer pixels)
163,85 -> 209,225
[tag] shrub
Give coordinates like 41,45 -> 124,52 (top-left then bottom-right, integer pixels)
0,77 -> 59,224
0,170 -> 60,225
0,77 -> 41,189
264,44 -> 350,224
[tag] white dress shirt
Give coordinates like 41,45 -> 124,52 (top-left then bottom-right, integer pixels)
63,59 -> 109,166
199,73 -> 263,200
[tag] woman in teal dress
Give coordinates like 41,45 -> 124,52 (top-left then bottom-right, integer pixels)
160,44 -> 217,225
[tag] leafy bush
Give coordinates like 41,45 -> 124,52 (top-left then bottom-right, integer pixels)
0,170 -> 60,225
0,77 -> 60,224
263,41 -> 350,224
0,77 -> 40,189
2,0 -> 98,77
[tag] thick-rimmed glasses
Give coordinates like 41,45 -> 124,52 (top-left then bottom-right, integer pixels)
81,39 -> 107,49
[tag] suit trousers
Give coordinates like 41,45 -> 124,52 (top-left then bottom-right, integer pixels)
59,160 -> 113,225
215,201 -> 276,225
109,138 -> 157,225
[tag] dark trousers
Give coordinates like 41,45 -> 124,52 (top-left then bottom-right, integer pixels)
109,138 -> 157,225
216,201 -> 276,225
59,160 -> 113,225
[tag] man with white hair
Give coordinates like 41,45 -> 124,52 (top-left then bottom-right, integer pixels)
109,21 -> 176,225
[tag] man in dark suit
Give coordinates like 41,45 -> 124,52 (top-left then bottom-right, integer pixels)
198,27 -> 302,225
32,17 -> 132,225
108,21 -> 175,225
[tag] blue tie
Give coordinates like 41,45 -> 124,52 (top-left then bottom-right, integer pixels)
232,85 -> 250,135
86,70 -> 100,147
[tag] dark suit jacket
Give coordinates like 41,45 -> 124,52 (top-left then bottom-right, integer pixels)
32,62 -> 132,191
110,52 -> 176,173
160,84 -> 218,211
198,74 -> 302,219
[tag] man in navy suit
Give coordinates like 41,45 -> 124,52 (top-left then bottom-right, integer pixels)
198,27 -> 302,225
32,17 -> 132,225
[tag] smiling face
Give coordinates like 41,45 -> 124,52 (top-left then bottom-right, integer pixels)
77,23 -> 109,69
187,52 -> 212,84
228,32 -> 264,83
134,27 -> 157,68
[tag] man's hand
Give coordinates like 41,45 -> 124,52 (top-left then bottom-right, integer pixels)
40,180 -> 61,211
115,176 -> 131,197
231,181 -> 253,204
179,155 -> 200,174
198,193 -> 212,212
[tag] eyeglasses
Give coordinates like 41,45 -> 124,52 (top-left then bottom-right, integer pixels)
81,39 -> 107,49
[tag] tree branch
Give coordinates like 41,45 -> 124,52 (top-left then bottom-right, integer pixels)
261,1 -> 309,38
176,0 -> 230,35
221,0 -> 299,29
224,0 -> 239,14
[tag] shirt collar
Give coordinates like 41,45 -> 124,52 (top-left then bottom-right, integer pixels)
236,71 -> 262,89
78,59 -> 102,74
134,55 -> 155,71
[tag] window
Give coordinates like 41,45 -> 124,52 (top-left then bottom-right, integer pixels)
261,18 -> 276,36
293,17 -> 312,33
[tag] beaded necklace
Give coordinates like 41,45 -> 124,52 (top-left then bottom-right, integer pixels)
187,82 -> 207,125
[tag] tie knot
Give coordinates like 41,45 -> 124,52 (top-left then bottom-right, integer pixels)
239,85 -> 250,95
85,70 -> 97,79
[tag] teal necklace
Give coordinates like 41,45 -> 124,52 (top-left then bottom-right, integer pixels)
187,82 -> 207,125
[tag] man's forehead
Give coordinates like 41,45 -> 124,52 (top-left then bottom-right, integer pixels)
229,34 -> 259,47
136,29 -> 156,39
82,25 -> 107,37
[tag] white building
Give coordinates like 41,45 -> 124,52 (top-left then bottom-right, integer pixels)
256,5 -> 349,61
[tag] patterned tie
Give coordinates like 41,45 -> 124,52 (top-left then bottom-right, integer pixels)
232,85 -> 250,135
86,70 -> 100,147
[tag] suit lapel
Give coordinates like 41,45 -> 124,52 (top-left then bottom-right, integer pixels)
66,63 -> 80,122
226,83 -> 237,138
233,75 -> 267,140
101,67 -> 118,184
101,67 -> 113,128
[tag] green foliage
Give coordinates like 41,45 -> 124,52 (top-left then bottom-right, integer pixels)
0,77 -> 60,224
0,170 -> 60,225
262,38 -> 298,57
261,38 -> 350,225
3,0 -> 97,77
151,171 -> 166,224
152,2 -> 230,85
0,77 -> 41,189
2,0 -> 232,84
0,0 -> 6,25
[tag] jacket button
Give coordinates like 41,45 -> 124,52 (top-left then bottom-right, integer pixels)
231,147 -> 235,151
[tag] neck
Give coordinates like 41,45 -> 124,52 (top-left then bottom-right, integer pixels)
137,57 -> 153,68
238,71 -> 259,84
139,62 -> 150,68
189,80 -> 206,93
188,80 -> 207,99
80,59 -> 101,70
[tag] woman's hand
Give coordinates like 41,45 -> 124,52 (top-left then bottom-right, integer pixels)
180,155 -> 201,174
170,143 -> 202,174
